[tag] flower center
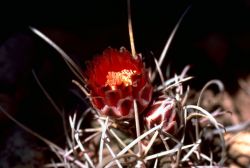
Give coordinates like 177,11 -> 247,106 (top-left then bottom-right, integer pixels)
106,69 -> 137,90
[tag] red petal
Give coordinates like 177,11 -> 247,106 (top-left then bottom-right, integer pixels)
102,107 -> 117,117
92,97 -> 105,109
119,99 -> 133,116
105,90 -> 120,106
139,83 -> 153,105
119,85 -> 133,98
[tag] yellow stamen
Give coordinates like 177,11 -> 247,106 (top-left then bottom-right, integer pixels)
106,69 -> 137,90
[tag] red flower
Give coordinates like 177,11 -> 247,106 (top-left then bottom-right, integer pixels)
85,48 -> 153,119
144,96 -> 179,134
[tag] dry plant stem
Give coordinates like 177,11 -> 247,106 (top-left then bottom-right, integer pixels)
45,158 -> 69,168
69,114 -> 77,157
175,131 -> 188,167
109,128 -> 135,155
84,128 -> 102,132
0,105 -> 87,168
76,109 -> 91,130
66,109 -> 96,156
154,58 -> 165,85
193,150 -> 200,162
47,145 -> 65,166
99,117 -> 109,166
195,79 -> 224,160
44,163 -> 68,167
127,0 -> 137,58
213,120 -> 250,134
32,70 -> 62,117
145,143 -> 195,161
174,74 -> 182,101
210,151 -> 213,166
153,158 -> 158,168
197,79 -> 224,107
69,114 -> 95,168
186,113 -> 208,121
181,86 -> 190,106
64,131 -> 100,157
76,140 -> 95,167
181,139 -> 201,162
75,115 -> 87,152
72,80 -> 90,97
185,105 -> 226,165
163,132 -> 181,144
117,124 -> 163,156
105,124 -> 162,167
200,153 -> 216,164
176,118 -> 191,168
199,108 -> 226,123
180,65 -> 191,79
151,6 -> 191,82
163,76 -> 193,92
166,64 -> 171,79
174,145 -> 182,168
63,111 -> 73,151
105,143 -> 123,168
30,27 -> 86,86
83,131 -> 101,143
143,131 -> 159,156
158,132 -> 175,163
134,100 -> 142,156
156,75 -> 193,91
135,160 -> 145,168
104,154 -> 142,168
177,128 -> 188,166
33,70 -> 73,148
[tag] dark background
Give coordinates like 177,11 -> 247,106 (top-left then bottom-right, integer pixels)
1,0 -> 250,166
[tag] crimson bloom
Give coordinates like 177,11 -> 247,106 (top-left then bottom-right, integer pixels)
84,48 -> 153,119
